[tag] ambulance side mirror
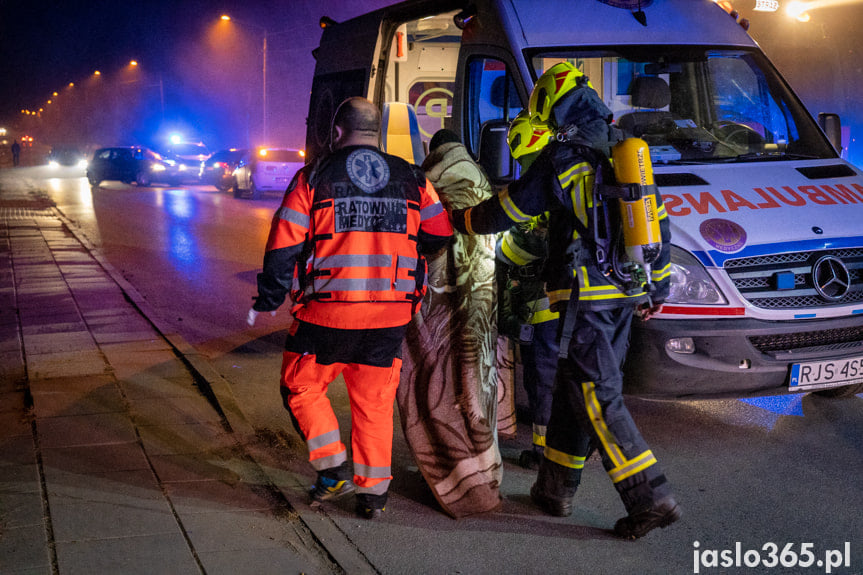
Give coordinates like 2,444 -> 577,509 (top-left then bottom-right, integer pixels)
818,113 -> 842,155
478,119 -> 513,184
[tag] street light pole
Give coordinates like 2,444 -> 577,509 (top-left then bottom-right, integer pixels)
221,14 -> 269,144
262,29 -> 268,144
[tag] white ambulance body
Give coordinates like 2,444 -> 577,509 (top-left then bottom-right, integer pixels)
307,0 -> 863,398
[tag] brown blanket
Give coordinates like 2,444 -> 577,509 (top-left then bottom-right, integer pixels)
398,142 -> 506,518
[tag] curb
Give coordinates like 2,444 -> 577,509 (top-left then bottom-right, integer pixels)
52,203 -> 378,575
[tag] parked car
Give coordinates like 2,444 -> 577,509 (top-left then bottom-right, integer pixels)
164,142 -> 211,182
201,148 -> 247,191
86,146 -> 172,187
160,152 -> 202,185
48,146 -> 87,169
232,147 -> 305,199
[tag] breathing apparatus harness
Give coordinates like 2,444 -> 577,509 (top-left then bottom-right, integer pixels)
553,127 -> 662,302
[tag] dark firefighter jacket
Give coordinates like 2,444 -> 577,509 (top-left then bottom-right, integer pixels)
453,141 -> 671,310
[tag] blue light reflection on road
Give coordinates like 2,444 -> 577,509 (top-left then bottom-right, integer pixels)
739,395 -> 804,417
162,188 -> 199,274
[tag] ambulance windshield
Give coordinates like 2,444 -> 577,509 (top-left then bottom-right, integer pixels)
530,47 -> 836,164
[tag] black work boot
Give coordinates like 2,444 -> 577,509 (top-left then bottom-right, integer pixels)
355,493 -> 387,520
614,495 -> 681,539
309,462 -> 355,503
530,458 -> 578,517
518,445 -> 542,470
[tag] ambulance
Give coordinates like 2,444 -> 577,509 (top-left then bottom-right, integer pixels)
306,0 -> 863,399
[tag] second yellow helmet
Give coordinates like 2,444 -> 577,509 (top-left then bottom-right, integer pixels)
508,110 -> 552,160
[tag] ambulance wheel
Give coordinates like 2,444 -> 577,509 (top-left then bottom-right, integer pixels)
249,180 -> 261,200
811,382 -> 863,398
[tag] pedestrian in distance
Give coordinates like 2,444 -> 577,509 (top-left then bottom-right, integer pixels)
11,139 -> 21,167
247,97 -> 453,519
450,62 -> 680,539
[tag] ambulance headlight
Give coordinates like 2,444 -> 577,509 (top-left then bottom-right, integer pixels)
666,246 -> 727,305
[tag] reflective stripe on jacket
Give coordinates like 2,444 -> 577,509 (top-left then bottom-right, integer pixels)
453,141 -> 670,309
255,145 -> 452,328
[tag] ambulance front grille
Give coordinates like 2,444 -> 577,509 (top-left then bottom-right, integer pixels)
749,325 -> 863,353
724,248 -> 863,310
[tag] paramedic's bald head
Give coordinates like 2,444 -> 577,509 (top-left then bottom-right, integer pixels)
331,97 -> 381,149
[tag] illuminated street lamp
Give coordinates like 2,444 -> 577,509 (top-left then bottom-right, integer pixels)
220,14 -> 270,143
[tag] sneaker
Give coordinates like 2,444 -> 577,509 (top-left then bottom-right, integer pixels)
530,482 -> 572,517
355,493 -> 387,520
309,475 -> 356,503
614,495 -> 681,539
518,449 -> 541,470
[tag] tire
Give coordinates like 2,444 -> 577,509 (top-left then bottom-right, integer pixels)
87,174 -> 100,187
232,179 -> 244,199
136,171 -> 151,186
811,382 -> 863,398
249,180 -> 261,200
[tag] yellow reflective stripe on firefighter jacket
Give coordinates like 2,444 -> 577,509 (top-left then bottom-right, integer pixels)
453,141 -> 671,310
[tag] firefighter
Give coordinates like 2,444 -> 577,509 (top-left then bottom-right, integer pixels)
248,97 -> 453,519
497,111 -> 558,470
451,63 -> 680,539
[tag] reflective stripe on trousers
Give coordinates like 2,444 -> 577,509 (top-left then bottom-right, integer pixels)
544,306 -> 667,508
280,351 -> 402,495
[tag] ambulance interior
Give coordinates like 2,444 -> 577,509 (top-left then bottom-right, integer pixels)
380,12 -> 834,170
531,48 -> 834,164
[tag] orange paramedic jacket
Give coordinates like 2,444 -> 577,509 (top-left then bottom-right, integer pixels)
254,145 -> 453,330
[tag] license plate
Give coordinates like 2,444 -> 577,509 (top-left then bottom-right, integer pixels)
789,357 -> 863,391
274,177 -> 288,183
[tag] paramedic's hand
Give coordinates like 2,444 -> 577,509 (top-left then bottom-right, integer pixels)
246,308 -> 276,327
638,302 -> 663,321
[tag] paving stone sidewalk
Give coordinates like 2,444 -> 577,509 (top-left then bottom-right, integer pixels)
0,186 -> 365,574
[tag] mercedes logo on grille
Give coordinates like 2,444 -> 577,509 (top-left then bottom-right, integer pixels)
812,255 -> 851,301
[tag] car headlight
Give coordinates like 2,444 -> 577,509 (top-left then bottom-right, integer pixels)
666,246 -> 727,305
152,164 -> 167,172
77,159 -> 88,169
48,160 -> 59,168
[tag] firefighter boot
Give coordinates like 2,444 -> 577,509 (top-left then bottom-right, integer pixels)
356,493 -> 387,520
530,458 -> 578,517
309,462 -> 355,503
518,444 -> 543,470
614,495 -> 682,539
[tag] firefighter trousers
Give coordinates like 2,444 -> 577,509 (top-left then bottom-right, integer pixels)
519,318 -> 559,450
541,306 -> 671,513
280,350 -> 402,496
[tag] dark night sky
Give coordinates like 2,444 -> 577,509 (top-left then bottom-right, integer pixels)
0,0 -> 397,149
2,1 -> 862,163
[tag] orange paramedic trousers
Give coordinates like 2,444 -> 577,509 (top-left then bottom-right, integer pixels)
280,350 -> 402,496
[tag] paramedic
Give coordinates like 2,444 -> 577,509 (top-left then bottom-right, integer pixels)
248,97 -> 453,519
